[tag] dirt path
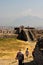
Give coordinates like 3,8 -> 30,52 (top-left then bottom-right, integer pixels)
0,56 -> 33,65
0,58 -> 37,65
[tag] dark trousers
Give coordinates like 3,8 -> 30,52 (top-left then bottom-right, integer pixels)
18,60 -> 22,65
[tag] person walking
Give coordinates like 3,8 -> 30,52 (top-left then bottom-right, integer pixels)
25,48 -> 29,59
15,49 -> 24,65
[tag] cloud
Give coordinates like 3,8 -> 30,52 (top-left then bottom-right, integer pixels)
13,8 -> 43,19
13,8 -> 32,19
20,8 -> 32,16
1,8 -> 43,21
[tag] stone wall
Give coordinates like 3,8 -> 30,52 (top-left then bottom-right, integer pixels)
32,38 -> 43,65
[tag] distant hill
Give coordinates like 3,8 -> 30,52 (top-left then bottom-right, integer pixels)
14,15 -> 43,27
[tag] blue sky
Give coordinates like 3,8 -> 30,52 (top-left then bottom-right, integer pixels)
0,0 -> 43,27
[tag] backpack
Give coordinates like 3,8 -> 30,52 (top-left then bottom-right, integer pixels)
17,52 -> 24,61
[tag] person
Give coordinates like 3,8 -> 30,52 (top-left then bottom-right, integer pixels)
25,48 -> 29,58
15,49 -> 24,65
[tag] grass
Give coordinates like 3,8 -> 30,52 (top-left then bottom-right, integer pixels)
0,53 -> 10,57
0,38 -> 36,59
0,38 -> 17,50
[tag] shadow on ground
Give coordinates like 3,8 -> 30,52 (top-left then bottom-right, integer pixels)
23,61 -> 37,65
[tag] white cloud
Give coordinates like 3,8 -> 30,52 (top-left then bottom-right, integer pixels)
13,8 -> 43,19
13,8 -> 32,19
14,9 -> 43,19
21,8 -> 32,16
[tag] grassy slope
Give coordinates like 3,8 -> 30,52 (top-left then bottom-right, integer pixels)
0,38 -> 36,59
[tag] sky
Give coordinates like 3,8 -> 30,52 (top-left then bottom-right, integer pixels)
0,0 -> 43,27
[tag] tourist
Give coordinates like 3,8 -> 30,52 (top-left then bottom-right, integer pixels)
25,48 -> 29,59
15,49 -> 24,65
